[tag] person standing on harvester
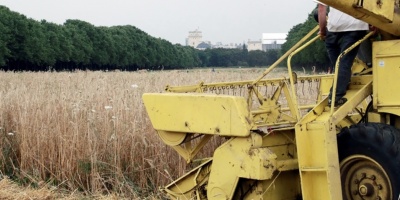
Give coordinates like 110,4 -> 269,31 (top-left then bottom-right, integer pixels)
317,3 -> 369,106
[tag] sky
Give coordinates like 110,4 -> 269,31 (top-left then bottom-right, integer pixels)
1,0 -> 316,45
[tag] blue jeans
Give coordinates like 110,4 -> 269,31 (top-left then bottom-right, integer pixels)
325,30 -> 367,101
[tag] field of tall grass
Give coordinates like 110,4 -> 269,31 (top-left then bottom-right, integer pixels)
0,68 -> 295,199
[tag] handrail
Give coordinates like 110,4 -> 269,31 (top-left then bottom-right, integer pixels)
251,25 -> 320,85
287,35 -> 321,120
247,25 -> 320,114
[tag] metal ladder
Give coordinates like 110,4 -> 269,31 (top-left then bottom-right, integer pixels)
295,75 -> 372,199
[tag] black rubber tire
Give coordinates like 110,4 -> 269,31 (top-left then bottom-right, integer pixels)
337,123 -> 400,200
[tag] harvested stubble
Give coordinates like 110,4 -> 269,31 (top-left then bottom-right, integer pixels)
0,68 -> 301,198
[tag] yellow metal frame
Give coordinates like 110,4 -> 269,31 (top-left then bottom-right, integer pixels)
142,19 -> 378,199
165,75 -> 333,124
318,0 -> 400,36
373,39 -> 400,116
143,93 -> 252,137
287,35 -> 321,119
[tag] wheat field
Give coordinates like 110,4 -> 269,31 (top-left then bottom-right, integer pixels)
0,68 -> 295,199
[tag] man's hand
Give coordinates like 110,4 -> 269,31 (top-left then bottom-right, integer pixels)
318,31 -> 326,41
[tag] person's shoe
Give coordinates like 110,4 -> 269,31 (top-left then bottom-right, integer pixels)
328,98 -> 347,107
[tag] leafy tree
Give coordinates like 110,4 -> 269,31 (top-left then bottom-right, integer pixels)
41,21 -> 61,68
197,50 -> 209,67
281,12 -> 330,72
0,8 -> 11,66
265,49 -> 279,65
248,50 -> 268,67
108,26 -> 130,68
87,26 -> 112,68
4,10 -> 30,69
0,5 -> 328,71
24,20 -> 48,69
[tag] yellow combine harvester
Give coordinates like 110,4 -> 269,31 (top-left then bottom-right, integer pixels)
143,0 -> 400,199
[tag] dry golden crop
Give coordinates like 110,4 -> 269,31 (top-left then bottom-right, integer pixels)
0,68 -> 290,199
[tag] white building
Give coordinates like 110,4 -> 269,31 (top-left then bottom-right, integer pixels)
262,33 -> 287,51
247,39 -> 263,51
186,29 -> 203,48
212,42 -> 241,49
185,30 -> 287,51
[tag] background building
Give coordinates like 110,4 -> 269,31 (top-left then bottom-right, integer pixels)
186,30 -> 287,51
247,39 -> 262,51
196,41 -> 212,50
186,29 -> 202,48
262,33 -> 287,51
212,42 -> 242,49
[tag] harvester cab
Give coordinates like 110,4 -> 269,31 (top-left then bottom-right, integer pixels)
143,0 -> 400,199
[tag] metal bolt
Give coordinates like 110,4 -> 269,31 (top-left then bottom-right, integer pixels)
377,184 -> 382,190
361,173 -> 366,178
370,175 -> 376,180
376,0 -> 382,7
376,196 -> 381,200
354,179 -> 359,184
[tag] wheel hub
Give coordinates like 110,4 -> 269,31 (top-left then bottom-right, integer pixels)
340,155 -> 392,200
359,183 -> 374,196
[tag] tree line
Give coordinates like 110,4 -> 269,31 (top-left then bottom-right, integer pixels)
0,5 -> 328,71
0,6 -> 201,71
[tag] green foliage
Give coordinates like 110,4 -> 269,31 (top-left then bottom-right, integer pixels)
247,50 -> 279,67
198,48 -> 279,68
0,5 -> 201,71
0,5 -> 328,71
281,12 -> 330,72
0,19 -> 10,66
